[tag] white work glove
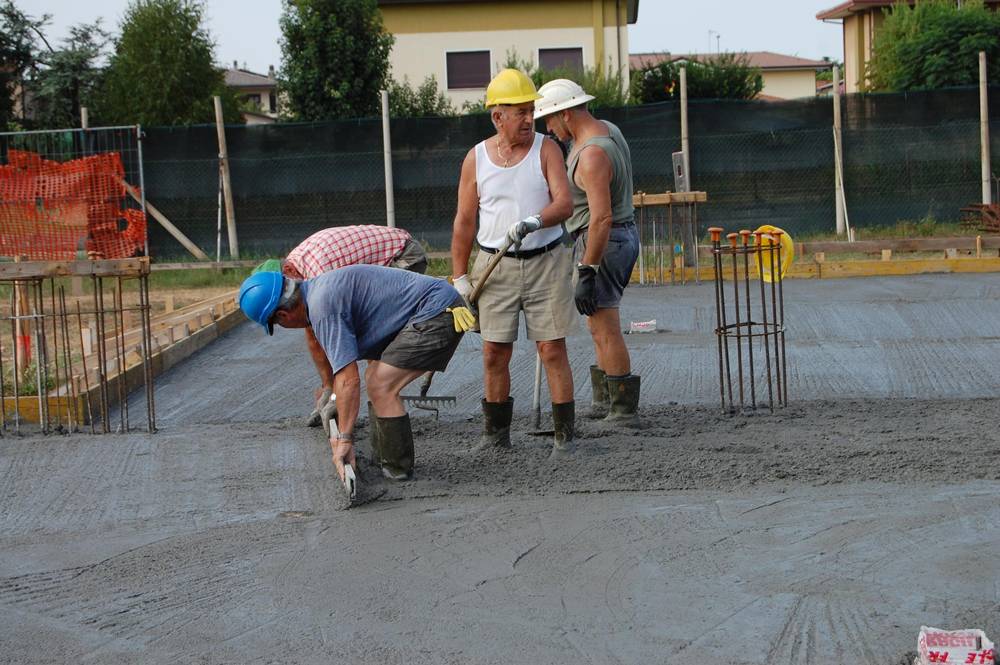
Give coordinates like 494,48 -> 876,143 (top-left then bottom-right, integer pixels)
306,386 -> 332,427
320,393 -> 339,439
452,274 -> 473,301
505,215 -> 542,249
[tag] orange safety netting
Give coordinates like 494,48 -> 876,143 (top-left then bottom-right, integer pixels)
0,149 -> 147,260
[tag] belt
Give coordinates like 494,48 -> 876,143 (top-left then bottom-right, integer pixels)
481,237 -> 562,259
572,220 -> 635,239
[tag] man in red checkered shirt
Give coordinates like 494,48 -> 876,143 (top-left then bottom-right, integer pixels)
256,225 -> 428,426
282,225 -> 427,279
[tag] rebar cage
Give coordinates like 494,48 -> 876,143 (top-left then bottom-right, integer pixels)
0,126 -> 155,433
709,227 -> 789,414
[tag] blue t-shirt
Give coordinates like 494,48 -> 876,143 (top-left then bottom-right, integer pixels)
300,265 -> 460,373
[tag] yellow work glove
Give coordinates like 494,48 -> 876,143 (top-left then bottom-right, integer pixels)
446,306 -> 477,333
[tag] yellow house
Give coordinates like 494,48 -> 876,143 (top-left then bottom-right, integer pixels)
816,0 -> 1000,93
630,52 -> 832,100
377,0 -> 639,108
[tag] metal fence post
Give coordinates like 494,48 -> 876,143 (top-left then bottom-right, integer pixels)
833,66 -> 846,236
381,89 -> 396,228
981,51 -> 992,205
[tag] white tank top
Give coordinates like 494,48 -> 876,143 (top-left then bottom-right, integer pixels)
474,132 -> 561,251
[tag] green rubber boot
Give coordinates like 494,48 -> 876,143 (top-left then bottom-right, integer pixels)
587,365 -> 610,419
473,398 -> 513,452
548,401 -> 576,461
375,413 -> 415,481
604,374 -> 641,428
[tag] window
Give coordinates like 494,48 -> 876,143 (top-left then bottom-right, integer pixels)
447,51 -> 491,89
539,47 -> 584,73
243,93 -> 261,110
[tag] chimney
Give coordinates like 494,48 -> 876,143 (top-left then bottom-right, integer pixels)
268,64 -> 275,78
233,60 -> 238,69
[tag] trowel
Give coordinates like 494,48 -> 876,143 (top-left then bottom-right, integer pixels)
342,464 -> 357,501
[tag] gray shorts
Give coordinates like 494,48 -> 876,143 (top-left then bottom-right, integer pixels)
573,223 -> 640,309
378,300 -> 463,372
390,238 -> 428,274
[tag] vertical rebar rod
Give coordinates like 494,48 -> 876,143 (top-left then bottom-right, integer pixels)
775,233 -> 789,406
33,281 -> 48,432
668,204 -> 676,285
0,295 -> 5,431
727,234 -> 745,411
93,276 -> 109,432
768,235 -> 783,406
116,277 -> 129,431
140,274 -> 155,432
112,284 -> 126,433
637,193 -> 646,286
76,300 -> 95,433
49,280 -> 65,430
754,232 -> 775,412
657,210 -> 664,284
708,228 -> 726,411
10,289 -> 20,433
740,230 -> 756,410
58,288 -> 79,432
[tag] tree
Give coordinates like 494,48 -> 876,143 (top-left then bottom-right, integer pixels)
866,0 -> 1000,91
97,0 -> 241,126
31,22 -> 109,129
387,75 -> 454,118
279,0 -> 394,120
630,52 -> 763,104
0,1 -> 47,130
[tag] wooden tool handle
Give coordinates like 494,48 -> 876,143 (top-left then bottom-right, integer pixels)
469,236 -> 514,305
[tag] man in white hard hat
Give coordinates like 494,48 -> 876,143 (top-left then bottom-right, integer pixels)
534,79 -> 642,426
450,68 -> 578,459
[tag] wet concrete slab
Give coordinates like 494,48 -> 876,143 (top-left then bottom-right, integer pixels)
3,274 -> 1000,664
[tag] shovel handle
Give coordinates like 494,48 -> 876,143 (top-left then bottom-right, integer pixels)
469,236 -> 514,305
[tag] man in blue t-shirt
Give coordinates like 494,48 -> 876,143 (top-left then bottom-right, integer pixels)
238,265 -> 473,483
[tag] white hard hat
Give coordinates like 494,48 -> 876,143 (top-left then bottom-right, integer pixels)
533,79 -> 595,119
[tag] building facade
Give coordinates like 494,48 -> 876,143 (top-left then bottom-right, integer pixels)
378,0 -> 639,108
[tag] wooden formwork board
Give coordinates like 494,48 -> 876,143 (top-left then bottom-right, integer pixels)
649,257 -> 1000,283
2,396 -> 88,425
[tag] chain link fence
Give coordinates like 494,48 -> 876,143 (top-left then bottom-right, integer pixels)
140,86 -> 1000,258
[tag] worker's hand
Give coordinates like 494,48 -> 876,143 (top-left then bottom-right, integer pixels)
505,215 -> 542,249
307,386 -> 332,428
452,274 -> 473,302
574,264 -> 599,316
320,394 -> 339,438
446,306 -> 477,333
330,436 -> 357,483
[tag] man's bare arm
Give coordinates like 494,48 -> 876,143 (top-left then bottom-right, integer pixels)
450,149 -> 479,278
575,146 -> 614,265
538,138 -> 572,227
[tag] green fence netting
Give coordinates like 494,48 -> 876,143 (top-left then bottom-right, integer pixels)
141,86 -> 1000,257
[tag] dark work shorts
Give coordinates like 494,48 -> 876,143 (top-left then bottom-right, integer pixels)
573,222 -> 640,309
378,299 -> 464,372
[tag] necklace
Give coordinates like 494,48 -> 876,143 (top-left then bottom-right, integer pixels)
496,138 -> 511,168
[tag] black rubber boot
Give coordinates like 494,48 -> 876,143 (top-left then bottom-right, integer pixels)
367,402 -> 383,468
473,398 -> 513,452
375,413 -> 415,481
548,401 -> 576,461
604,374 -> 641,428
587,365 -> 610,419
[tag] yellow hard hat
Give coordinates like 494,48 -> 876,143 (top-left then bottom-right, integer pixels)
485,69 -> 542,107
753,225 -> 794,283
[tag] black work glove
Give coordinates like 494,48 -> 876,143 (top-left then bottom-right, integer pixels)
574,264 -> 598,316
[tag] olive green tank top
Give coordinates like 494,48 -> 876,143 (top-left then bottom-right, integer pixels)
565,120 -> 635,234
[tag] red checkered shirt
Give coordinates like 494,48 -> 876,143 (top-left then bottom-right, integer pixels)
283,225 -> 413,280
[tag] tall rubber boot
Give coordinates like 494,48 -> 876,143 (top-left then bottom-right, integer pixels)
472,398 -> 513,452
367,401 -> 383,469
375,413 -> 415,481
604,374 -> 641,428
548,401 -> 576,461
587,365 -> 609,419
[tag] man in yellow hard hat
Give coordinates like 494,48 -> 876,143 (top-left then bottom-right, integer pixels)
534,78 -> 642,427
449,68 -> 578,460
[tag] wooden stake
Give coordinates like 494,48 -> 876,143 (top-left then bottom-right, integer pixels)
214,96 -> 239,258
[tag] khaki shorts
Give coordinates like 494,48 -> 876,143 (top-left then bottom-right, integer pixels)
471,244 -> 577,343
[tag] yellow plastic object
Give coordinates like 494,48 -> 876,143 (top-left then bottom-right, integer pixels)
485,69 -> 542,107
447,306 -> 477,333
753,225 -> 794,283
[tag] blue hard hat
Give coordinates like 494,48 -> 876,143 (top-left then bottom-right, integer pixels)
238,271 -> 284,335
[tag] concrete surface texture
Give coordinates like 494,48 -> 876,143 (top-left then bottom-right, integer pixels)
2,274 -> 1000,664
